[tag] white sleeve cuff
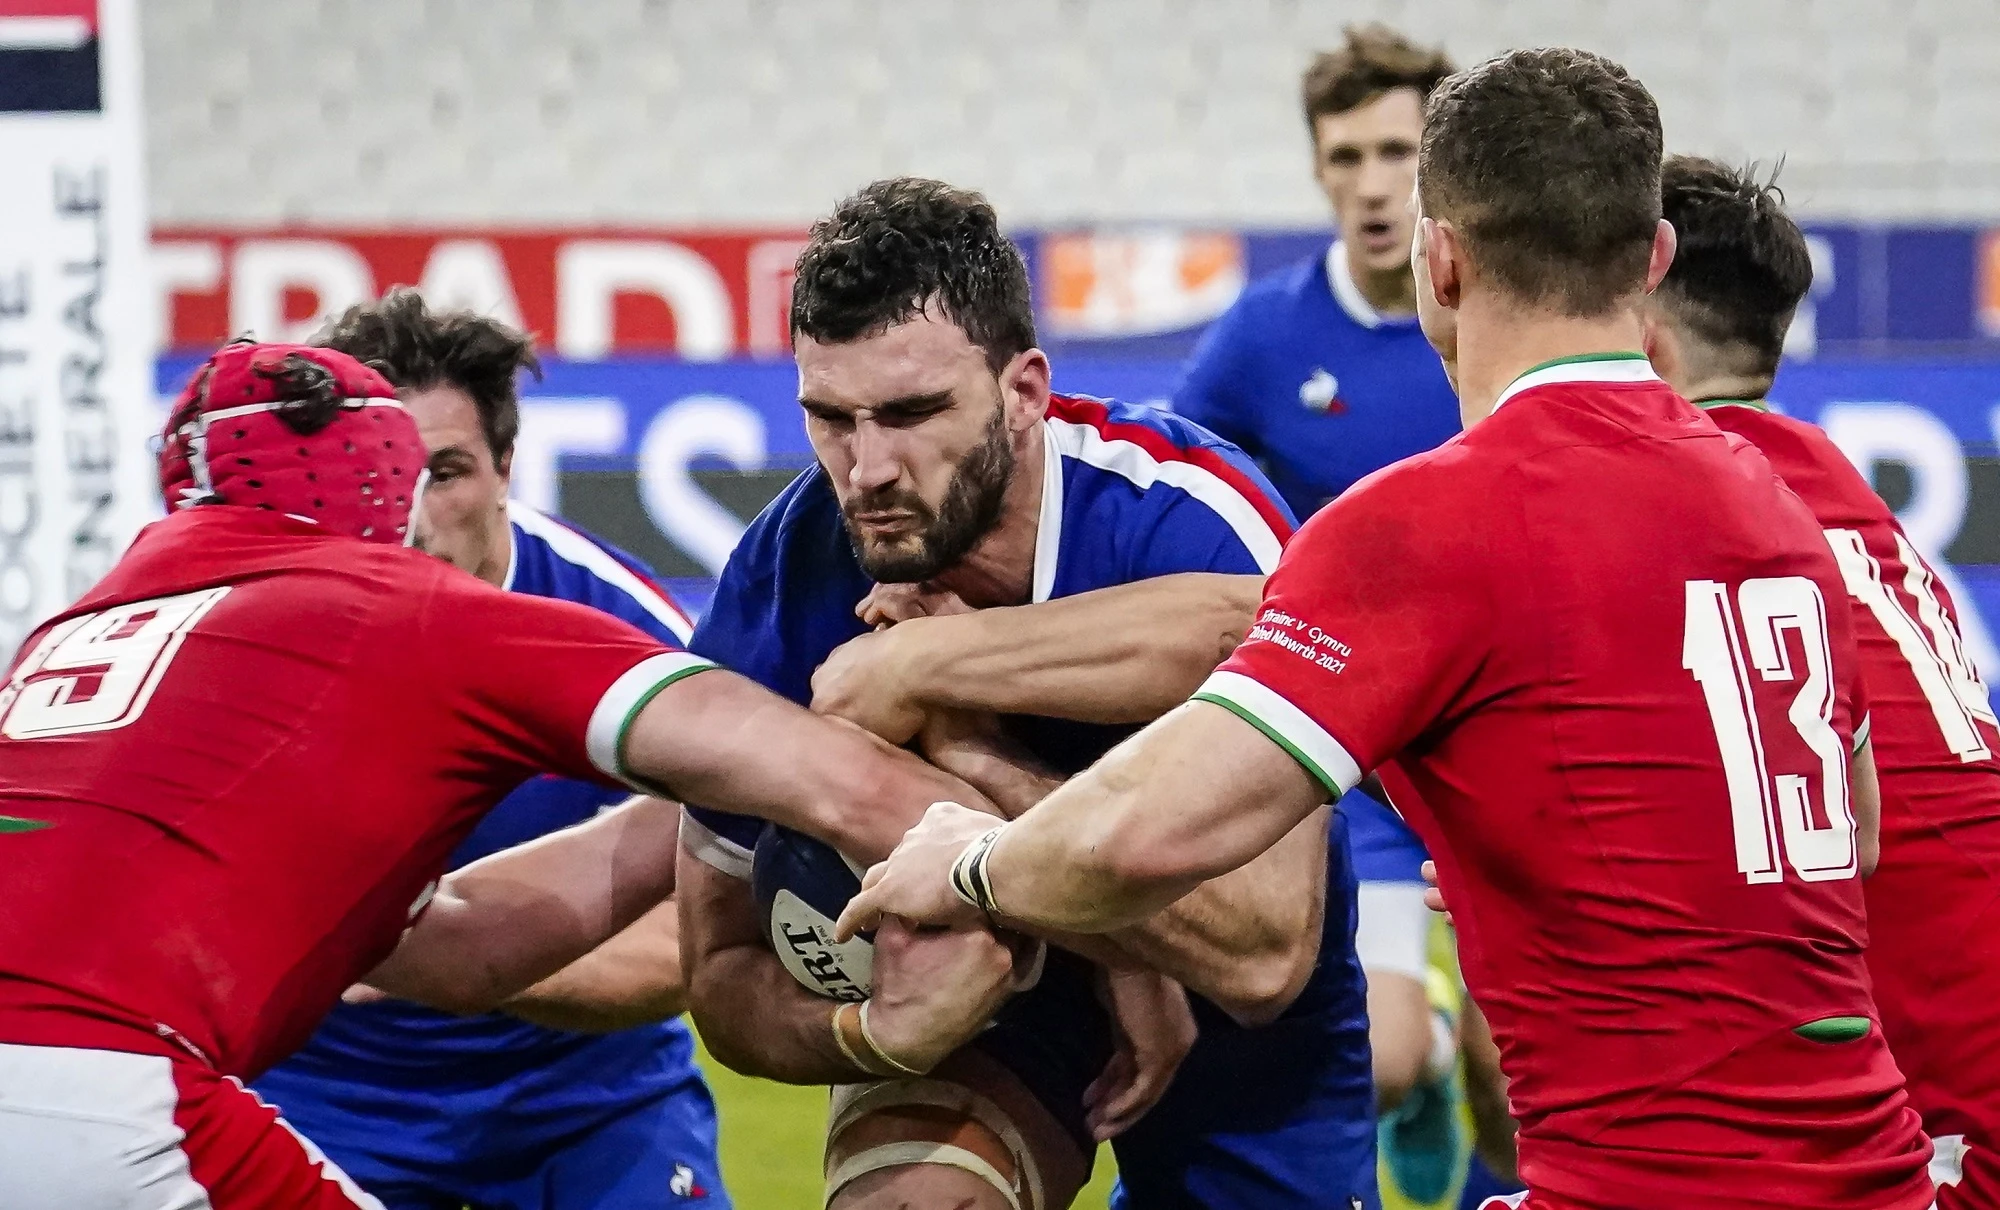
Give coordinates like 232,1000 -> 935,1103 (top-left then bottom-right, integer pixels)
586,652 -> 718,786
1190,669 -> 1364,796
680,807 -> 754,879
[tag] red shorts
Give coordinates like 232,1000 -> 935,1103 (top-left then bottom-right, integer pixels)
0,1041 -> 381,1209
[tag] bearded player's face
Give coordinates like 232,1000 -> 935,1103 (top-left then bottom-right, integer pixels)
796,311 -> 1019,584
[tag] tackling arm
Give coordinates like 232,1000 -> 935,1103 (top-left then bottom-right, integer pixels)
621,667 -> 1000,863
502,897 -> 686,1032
359,796 -> 682,1015
842,702 -> 1337,938
924,713 -> 1326,1026
811,573 -> 1266,739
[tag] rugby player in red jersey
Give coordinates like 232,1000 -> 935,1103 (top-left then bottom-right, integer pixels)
0,342 -> 1022,1209
841,50 -> 1937,1210
1645,153 -> 1999,1208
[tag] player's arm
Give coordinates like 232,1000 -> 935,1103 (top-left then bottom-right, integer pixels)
855,701 -> 1340,937
921,711 -> 1326,1026
619,666 -> 1002,863
501,900 -> 685,1032
676,834 -> 1015,1084
359,796 -> 684,1015
479,795 -> 687,1032
840,475 -> 1485,941
811,574 -> 1266,741
1852,735 -> 1881,877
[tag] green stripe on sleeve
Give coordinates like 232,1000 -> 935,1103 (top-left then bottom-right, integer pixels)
1191,691 -> 1344,796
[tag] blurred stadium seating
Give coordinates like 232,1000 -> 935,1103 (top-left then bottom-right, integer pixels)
143,0 -> 2000,225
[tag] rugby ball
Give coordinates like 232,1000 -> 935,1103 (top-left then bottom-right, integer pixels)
751,825 -> 874,1001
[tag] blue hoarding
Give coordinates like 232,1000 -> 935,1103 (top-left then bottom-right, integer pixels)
156,354 -> 2000,665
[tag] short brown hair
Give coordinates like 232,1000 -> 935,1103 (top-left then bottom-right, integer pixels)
1419,48 -> 1663,316
1657,156 -> 1813,376
1302,25 -> 1454,129
313,287 -> 540,463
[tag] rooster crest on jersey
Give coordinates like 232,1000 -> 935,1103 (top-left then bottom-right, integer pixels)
158,341 -> 429,546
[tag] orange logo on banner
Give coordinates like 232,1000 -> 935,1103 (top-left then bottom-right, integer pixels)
1979,229 -> 2000,338
1042,230 -> 1246,338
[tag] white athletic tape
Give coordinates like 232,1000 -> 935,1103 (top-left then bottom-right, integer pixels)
826,1142 -> 1021,1210
826,1078 -> 1043,1210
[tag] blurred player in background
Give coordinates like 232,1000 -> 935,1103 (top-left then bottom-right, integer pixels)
250,292 -> 729,1210
1173,27 -> 1485,1206
680,178 -> 1379,1209
0,341 -> 1026,1209
1644,153 -> 2000,1208
843,49 -> 1939,1210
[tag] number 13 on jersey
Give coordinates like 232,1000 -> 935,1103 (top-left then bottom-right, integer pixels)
1684,576 -> 1859,886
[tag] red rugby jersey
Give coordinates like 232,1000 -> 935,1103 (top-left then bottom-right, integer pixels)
1705,399 -> 2000,1198
0,506 -> 710,1079
1195,356 -> 1932,1209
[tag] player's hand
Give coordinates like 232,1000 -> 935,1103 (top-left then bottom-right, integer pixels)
1086,966 -> 1198,1140
811,627 -> 928,744
855,582 -> 973,628
1421,859 -> 1452,924
861,916 -> 1017,1073
836,801 -> 997,939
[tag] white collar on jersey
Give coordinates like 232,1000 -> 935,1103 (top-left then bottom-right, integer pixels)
1492,353 -> 1661,411
499,505 -> 519,591
1030,423 -> 1064,604
1324,240 -> 1386,329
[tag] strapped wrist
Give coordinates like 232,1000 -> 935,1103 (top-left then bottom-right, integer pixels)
832,1001 -> 908,1078
949,825 -> 1008,924
854,1000 -> 926,1077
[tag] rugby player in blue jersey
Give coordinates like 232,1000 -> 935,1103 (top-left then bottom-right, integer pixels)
1172,28 -> 1516,1206
677,178 -> 1378,1209
252,291 -> 731,1210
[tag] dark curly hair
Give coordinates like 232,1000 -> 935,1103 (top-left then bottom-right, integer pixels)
790,178 -> 1036,373
1657,155 -> 1812,375
312,286 -> 541,462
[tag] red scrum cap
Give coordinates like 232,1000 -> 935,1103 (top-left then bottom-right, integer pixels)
159,341 -> 428,545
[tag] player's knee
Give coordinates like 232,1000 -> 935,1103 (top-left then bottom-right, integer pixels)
825,1079 -> 1046,1210
831,1162 -> 1019,1210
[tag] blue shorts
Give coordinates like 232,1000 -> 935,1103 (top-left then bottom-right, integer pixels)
1344,787 -> 1430,886
968,947 -> 1114,1157
1108,1002 -> 1381,1210
255,1053 -> 727,1210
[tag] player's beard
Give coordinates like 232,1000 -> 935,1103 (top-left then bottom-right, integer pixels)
841,403 -> 1014,584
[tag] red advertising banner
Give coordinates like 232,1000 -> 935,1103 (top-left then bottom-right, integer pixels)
152,228 -> 811,358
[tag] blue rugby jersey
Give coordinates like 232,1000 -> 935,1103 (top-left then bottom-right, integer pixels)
1174,240 -> 1462,520
1179,241 -> 1454,893
685,394 -> 1377,1209
255,504 -> 716,1168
